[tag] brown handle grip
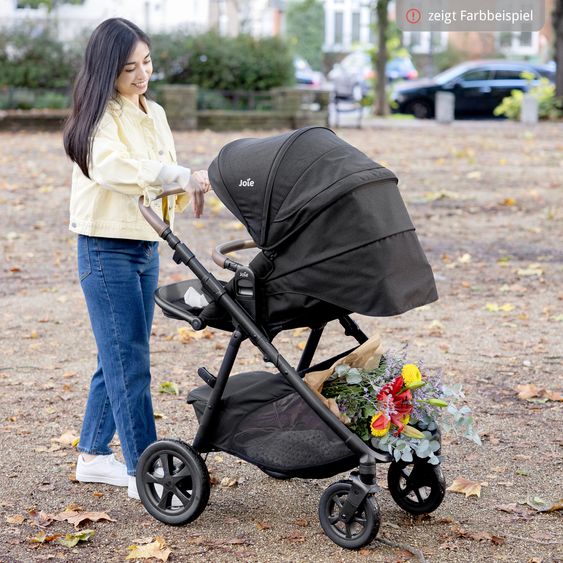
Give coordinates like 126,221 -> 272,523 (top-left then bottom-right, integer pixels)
212,239 -> 256,269
137,185 -> 187,237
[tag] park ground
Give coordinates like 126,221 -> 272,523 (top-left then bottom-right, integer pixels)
0,120 -> 562,562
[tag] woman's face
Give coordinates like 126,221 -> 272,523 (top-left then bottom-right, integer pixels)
115,41 -> 152,105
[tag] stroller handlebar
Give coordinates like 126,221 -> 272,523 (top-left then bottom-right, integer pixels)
137,185 -> 187,237
212,239 -> 256,271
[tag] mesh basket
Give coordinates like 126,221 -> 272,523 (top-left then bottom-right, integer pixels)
188,371 -> 357,478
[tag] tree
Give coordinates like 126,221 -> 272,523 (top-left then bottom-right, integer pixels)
16,0 -> 83,10
554,0 -> 563,97
373,0 -> 390,116
286,0 -> 325,70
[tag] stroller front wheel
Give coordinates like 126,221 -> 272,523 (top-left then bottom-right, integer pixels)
318,480 -> 380,549
387,460 -> 445,515
136,439 -> 210,525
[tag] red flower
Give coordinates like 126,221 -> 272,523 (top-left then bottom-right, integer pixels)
377,376 -> 413,433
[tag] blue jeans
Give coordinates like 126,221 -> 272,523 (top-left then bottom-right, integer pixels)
77,235 -> 159,475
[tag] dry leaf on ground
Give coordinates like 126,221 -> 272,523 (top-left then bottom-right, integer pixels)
516,384 -> 562,402
447,477 -> 484,498
126,537 -> 171,561
54,509 -> 115,529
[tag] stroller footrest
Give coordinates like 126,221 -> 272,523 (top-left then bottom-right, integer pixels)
197,367 -> 217,388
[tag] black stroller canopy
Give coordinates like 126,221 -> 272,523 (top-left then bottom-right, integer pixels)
207,127 -> 438,322
209,127 -> 397,250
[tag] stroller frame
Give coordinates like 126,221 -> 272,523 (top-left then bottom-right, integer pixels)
136,187 -> 445,548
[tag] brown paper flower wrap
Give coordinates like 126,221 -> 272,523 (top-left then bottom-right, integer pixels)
303,334 -> 383,424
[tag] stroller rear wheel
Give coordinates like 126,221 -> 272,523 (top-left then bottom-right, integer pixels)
318,480 -> 380,549
387,461 -> 445,515
136,439 -> 210,525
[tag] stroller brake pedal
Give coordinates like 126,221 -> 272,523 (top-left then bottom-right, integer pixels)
197,367 -> 217,388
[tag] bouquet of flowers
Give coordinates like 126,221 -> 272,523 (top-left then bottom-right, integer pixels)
318,345 -> 480,465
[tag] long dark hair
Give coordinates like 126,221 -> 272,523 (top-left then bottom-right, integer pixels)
63,18 -> 150,178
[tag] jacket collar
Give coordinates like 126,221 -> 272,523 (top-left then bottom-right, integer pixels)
107,94 -> 153,120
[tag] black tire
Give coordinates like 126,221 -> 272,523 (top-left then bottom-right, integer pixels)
318,480 -> 380,549
405,99 -> 433,119
136,439 -> 210,525
388,461 -> 445,515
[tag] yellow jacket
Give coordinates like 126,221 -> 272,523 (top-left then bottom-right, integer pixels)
69,94 -> 189,242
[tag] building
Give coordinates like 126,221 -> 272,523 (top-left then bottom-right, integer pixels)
0,0 -> 209,40
322,0 -> 555,68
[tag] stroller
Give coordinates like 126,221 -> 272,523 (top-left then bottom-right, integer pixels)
136,126 -> 445,549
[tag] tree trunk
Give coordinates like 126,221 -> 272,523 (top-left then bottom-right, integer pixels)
375,0 -> 389,116
554,0 -> 563,97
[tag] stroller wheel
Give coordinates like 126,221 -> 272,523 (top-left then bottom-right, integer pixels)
136,439 -> 210,525
318,480 -> 380,549
387,461 -> 445,515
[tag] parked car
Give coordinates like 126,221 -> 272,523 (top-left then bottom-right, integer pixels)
328,51 -> 418,100
391,60 -> 555,118
294,56 -> 326,88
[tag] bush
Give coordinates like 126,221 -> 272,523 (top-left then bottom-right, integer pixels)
0,23 -> 81,89
494,72 -> 563,120
151,32 -> 294,91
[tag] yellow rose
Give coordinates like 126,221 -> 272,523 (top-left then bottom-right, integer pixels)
370,412 -> 391,437
401,364 -> 422,388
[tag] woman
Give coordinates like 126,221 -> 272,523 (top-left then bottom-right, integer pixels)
63,18 -> 210,500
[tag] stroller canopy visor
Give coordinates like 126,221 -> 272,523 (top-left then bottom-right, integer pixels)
209,127 -> 397,250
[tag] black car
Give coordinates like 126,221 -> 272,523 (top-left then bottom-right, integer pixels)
391,60 -> 555,118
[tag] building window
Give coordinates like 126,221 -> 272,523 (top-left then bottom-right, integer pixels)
334,11 -> 344,45
519,32 -> 532,47
352,12 -> 361,43
500,32 -> 513,48
409,32 -> 421,47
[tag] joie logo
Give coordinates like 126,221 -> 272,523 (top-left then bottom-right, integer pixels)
239,271 -> 249,278
238,178 -> 255,187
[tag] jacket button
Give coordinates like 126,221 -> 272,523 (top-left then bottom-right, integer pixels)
158,150 -> 164,155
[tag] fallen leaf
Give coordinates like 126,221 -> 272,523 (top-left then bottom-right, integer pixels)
517,264 -> 543,277
291,518 -> 309,527
6,514 -> 25,525
58,529 -> 95,548
524,497 -> 563,512
126,537 -> 171,561
177,327 -> 214,343
256,521 -> 271,530
29,530 -> 63,544
486,303 -> 515,312
516,384 -> 562,402
28,509 -> 55,528
454,527 -> 505,544
158,381 -> 179,395
54,509 -> 115,529
220,477 -> 238,488
52,430 -> 79,447
427,319 -> 444,336
447,477 -> 483,498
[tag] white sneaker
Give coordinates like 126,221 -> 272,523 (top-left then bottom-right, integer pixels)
75,454 -> 128,487
128,476 -> 140,500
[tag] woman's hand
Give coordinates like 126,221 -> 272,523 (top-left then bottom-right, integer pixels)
192,170 -> 211,193
188,170 -> 211,218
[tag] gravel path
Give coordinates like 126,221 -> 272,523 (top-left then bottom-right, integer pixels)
0,121 -> 562,562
